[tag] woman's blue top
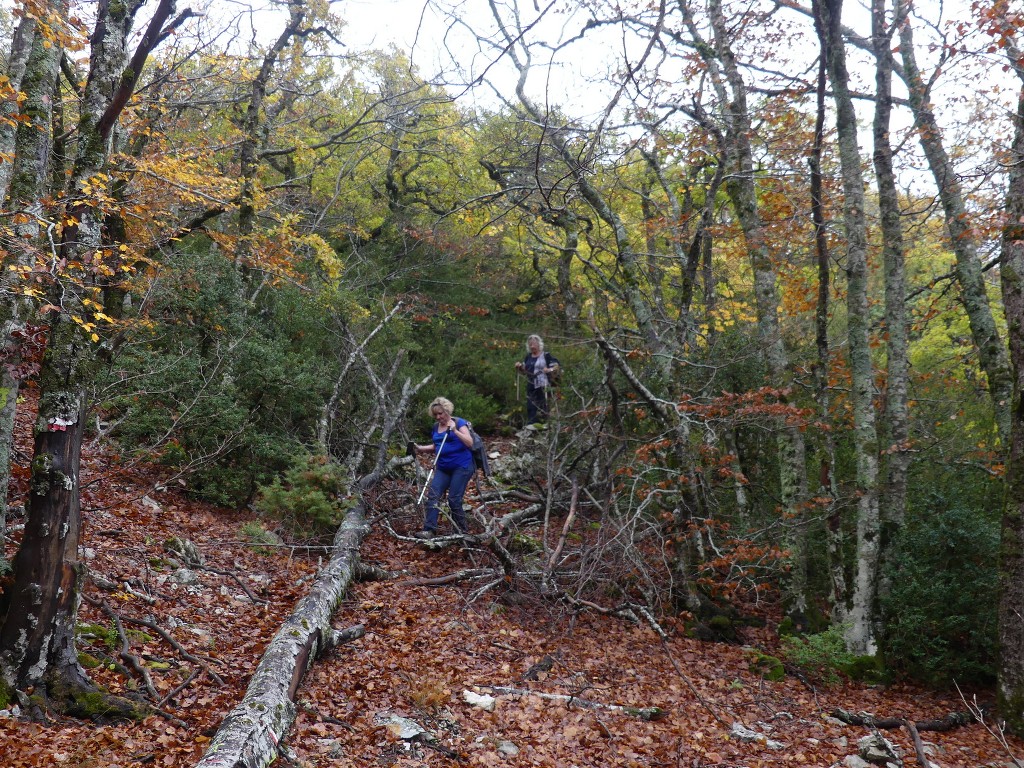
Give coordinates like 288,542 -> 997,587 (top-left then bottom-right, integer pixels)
432,418 -> 475,471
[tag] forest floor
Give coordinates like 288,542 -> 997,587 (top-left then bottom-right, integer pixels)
0,397 -> 1020,767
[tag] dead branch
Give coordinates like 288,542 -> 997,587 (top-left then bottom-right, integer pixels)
400,568 -> 502,587
832,708 -> 976,732
487,685 -> 666,720
354,562 -> 396,581
120,613 -> 225,683
903,720 -> 933,768
544,478 -> 578,584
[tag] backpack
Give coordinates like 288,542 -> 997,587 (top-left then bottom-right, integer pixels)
466,422 -> 491,478
544,352 -> 562,386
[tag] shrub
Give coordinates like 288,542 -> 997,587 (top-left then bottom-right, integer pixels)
881,494 -> 998,686
256,455 -> 355,542
781,625 -> 859,686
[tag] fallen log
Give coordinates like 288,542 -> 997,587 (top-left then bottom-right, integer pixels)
831,707 -> 976,732
193,506 -> 370,768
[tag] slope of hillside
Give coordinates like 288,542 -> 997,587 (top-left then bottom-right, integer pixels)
0,395 -> 1016,767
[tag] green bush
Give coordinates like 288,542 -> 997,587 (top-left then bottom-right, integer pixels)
781,625 -> 859,686
256,455 -> 355,542
881,494 -> 998,686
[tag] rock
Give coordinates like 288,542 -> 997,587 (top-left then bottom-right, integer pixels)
857,733 -> 902,765
165,536 -> 204,567
142,495 -> 162,512
730,722 -> 785,749
171,568 -> 200,585
496,740 -> 519,757
374,713 -> 433,741
843,757 -> 872,768
462,690 -> 497,711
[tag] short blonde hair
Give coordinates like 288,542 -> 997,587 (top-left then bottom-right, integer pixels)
526,334 -> 544,354
427,397 -> 454,418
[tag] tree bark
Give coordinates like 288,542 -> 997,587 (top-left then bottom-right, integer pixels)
0,0 -> 66,546
809,0 -> 844,624
897,0 -> 1013,443
195,506 -> 370,768
870,0 -> 909,610
997,37 -> 1024,738
0,0 -> 184,709
820,0 -> 881,656
706,0 -> 809,625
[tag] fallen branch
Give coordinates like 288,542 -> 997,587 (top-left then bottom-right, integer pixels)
400,568 -> 502,587
194,506 -> 371,768
486,685 -> 666,721
831,708 -> 976,731
903,719 -> 932,768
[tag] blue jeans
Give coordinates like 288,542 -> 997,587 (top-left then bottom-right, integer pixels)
424,464 -> 474,533
527,386 -> 548,423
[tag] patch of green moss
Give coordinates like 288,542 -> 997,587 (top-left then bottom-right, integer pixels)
840,654 -> 889,685
507,533 -> 542,554
76,622 -> 118,651
78,653 -> 102,670
745,650 -> 785,682
0,679 -> 14,709
125,629 -> 154,644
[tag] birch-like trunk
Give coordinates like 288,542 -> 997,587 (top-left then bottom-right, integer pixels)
997,42 -> 1024,738
871,0 -> 909,607
821,0 -> 881,656
897,2 -> 1012,443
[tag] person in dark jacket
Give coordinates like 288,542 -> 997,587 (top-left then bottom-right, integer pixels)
514,334 -> 560,424
411,397 -> 474,538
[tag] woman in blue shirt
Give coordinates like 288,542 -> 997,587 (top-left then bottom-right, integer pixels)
411,396 -> 475,539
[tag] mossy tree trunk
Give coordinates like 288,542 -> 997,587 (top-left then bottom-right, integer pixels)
998,42 -> 1024,738
870,0 -> 909,613
820,0 -> 881,656
0,0 -> 184,714
897,0 -> 1013,444
0,0 -> 67,553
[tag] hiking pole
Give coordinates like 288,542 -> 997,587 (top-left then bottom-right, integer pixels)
417,428 -> 450,505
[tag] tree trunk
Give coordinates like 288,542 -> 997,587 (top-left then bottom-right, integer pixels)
820,0 -> 881,656
196,506 -> 371,768
809,0 -> 844,624
871,0 -> 909,609
706,0 -> 809,625
997,43 -> 1024,738
897,1 -> 1012,443
0,0 -> 183,710
0,13 -> 38,202
0,0 -> 66,546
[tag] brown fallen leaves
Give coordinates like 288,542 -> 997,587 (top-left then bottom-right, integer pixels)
0,404 -> 1018,767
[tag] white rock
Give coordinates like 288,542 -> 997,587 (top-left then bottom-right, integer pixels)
171,568 -> 200,585
374,713 -> 431,741
462,690 -> 496,711
496,740 -> 519,757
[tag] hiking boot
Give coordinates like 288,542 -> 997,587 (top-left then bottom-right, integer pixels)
412,529 -> 435,540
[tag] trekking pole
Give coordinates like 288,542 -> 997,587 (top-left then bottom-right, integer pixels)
417,428 -> 450,505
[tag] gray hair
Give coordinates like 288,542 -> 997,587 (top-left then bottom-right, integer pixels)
427,396 -> 454,418
526,334 -> 544,354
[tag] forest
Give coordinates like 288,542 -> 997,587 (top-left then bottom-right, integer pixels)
1,0 -> 1024,765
